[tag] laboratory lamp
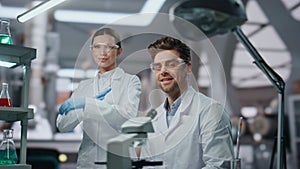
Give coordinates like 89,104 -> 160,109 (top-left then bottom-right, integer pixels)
17,0 -> 68,23
169,1 -> 286,169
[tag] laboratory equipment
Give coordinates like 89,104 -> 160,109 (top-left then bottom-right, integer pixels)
0,19 -> 13,45
236,117 -> 243,159
0,83 -> 12,107
96,110 -> 162,169
0,129 -> 18,165
0,43 -> 36,168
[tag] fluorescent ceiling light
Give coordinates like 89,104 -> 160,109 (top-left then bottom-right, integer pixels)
0,60 -> 17,68
54,0 -> 166,26
55,11 -> 132,25
0,0 -> 165,26
0,6 -> 27,19
17,0 -> 68,23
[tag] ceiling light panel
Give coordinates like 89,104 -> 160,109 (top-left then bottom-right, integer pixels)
58,0 -> 145,13
54,0 -> 166,26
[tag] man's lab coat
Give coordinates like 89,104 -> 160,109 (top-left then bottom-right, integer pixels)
141,86 -> 234,169
56,67 -> 141,169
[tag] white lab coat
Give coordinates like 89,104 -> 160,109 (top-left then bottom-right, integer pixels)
56,67 -> 141,169
141,86 -> 234,169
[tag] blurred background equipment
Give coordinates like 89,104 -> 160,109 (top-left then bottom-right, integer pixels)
17,148 -> 60,169
248,114 -> 277,140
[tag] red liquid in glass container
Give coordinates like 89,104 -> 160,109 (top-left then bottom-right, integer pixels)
0,98 -> 12,107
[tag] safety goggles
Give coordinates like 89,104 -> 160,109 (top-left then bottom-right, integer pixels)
90,43 -> 119,53
150,58 -> 186,72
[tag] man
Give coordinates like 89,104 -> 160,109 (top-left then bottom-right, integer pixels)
141,36 -> 234,169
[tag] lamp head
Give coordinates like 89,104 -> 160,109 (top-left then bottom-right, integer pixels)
170,0 -> 247,40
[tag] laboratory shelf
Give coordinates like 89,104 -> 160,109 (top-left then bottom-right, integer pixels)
0,43 -> 36,168
0,164 -> 31,169
0,107 -> 33,122
0,44 -> 36,68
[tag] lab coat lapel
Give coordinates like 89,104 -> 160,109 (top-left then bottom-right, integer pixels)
152,106 -> 168,134
110,68 -> 123,91
111,67 -> 123,80
151,87 -> 197,143
93,75 -> 98,95
164,87 -> 196,141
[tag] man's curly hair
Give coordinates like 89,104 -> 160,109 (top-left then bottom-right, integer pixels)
147,36 -> 191,63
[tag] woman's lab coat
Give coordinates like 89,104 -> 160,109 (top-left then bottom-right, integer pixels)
56,67 -> 141,169
141,86 -> 234,169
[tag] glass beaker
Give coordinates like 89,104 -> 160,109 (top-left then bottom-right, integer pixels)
0,129 -> 18,165
0,19 -> 13,45
0,83 -> 12,107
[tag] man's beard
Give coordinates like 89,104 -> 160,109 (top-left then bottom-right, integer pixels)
159,81 -> 181,98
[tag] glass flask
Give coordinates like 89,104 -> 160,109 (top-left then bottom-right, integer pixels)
0,129 -> 18,165
0,19 -> 13,45
0,83 -> 12,107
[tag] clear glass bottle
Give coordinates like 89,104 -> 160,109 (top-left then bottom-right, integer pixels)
0,129 -> 18,165
0,19 -> 13,45
0,83 -> 12,107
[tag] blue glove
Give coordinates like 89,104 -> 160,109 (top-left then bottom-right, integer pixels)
95,87 -> 112,100
58,87 -> 111,115
59,98 -> 85,115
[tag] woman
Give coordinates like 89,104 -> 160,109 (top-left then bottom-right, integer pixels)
56,28 -> 141,169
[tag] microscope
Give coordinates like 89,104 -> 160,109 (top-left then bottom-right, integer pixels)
95,109 -> 162,169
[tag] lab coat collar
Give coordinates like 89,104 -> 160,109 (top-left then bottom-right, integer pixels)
152,86 -> 197,133
95,67 -> 123,80
93,67 -> 124,93
98,68 -> 116,79
112,67 -> 124,80
163,96 -> 182,115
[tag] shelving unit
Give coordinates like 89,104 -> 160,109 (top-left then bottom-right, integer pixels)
0,164 -> 31,169
0,44 -> 36,169
288,94 -> 300,169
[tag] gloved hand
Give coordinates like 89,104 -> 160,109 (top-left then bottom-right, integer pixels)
95,87 -> 112,100
59,87 -> 112,115
59,98 -> 85,115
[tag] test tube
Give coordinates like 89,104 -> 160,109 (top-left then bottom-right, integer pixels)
235,117 -> 243,159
